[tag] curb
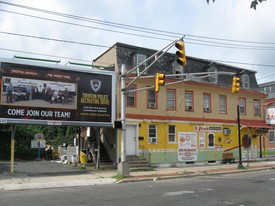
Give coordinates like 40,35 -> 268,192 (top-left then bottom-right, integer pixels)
119,166 -> 275,184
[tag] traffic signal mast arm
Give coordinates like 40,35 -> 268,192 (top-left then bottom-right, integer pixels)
125,71 -> 236,93
123,38 -> 182,91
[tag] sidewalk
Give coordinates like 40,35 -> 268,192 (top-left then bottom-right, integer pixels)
0,160 -> 275,191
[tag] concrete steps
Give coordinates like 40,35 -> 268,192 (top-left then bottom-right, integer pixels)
127,155 -> 153,172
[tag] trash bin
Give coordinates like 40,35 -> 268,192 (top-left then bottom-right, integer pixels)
80,151 -> 86,164
72,155 -> 77,164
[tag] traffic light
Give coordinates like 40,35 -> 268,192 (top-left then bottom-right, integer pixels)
155,72 -> 165,92
175,40 -> 187,66
232,76 -> 240,93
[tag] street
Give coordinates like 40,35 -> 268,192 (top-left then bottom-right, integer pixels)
0,170 -> 275,206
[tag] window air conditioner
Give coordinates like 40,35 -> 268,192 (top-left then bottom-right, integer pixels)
149,137 -> 157,143
149,102 -> 156,108
186,105 -> 193,111
224,128 -> 232,135
204,107 -> 210,112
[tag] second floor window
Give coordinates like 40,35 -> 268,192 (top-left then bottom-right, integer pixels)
167,89 -> 176,110
219,95 -> 227,113
239,98 -> 246,114
185,91 -> 193,111
203,93 -> 211,112
254,99 -> 261,116
148,89 -> 156,109
126,85 -> 136,107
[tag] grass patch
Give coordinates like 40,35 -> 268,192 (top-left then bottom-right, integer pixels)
112,174 -> 125,180
237,165 -> 248,170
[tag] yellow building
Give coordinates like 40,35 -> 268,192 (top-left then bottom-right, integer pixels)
94,42 -> 270,167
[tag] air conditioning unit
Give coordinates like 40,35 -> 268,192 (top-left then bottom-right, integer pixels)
149,137 -> 157,143
224,128 -> 232,135
186,105 -> 193,111
204,107 -> 210,112
149,102 -> 156,108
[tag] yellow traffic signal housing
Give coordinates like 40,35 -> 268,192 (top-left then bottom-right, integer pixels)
232,76 -> 240,93
155,72 -> 165,92
175,41 -> 187,66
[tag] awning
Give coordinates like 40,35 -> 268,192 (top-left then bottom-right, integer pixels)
240,119 -> 273,129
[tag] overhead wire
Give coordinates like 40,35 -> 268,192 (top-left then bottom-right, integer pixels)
0,1 -> 275,76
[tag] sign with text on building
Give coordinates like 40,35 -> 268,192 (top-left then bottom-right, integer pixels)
194,126 -> 222,132
178,132 -> 197,162
266,108 -> 275,125
0,58 -> 116,127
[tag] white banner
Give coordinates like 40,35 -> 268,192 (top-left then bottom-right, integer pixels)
178,132 -> 197,162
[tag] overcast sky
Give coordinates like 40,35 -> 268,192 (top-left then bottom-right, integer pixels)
0,0 -> 274,84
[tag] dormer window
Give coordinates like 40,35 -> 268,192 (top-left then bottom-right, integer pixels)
134,54 -> 147,75
172,61 -> 183,79
208,67 -> 217,84
241,74 -> 250,89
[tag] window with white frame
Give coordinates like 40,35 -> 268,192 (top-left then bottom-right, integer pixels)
254,99 -> 261,116
135,54 -> 147,75
208,67 -> 217,84
208,133 -> 215,148
167,89 -> 176,110
203,93 -> 211,112
239,98 -> 246,114
219,95 -> 227,113
148,89 -> 156,108
241,74 -> 250,89
126,85 -> 136,107
168,125 -> 176,143
149,124 -> 157,144
185,91 -> 193,111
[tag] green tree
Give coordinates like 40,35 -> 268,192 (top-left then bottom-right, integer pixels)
206,0 -> 267,10
0,124 -> 76,160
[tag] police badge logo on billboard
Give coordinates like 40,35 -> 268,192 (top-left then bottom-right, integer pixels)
90,79 -> 102,93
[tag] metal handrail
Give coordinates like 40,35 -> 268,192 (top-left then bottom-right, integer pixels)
140,146 -> 151,166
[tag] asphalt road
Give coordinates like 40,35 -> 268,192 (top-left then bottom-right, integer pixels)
1,170 -> 275,206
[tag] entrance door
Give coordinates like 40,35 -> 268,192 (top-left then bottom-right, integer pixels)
126,125 -> 137,156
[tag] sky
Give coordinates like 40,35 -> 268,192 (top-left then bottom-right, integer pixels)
0,0 -> 275,84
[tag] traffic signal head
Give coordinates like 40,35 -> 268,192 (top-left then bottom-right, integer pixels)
232,76 -> 240,93
175,41 -> 187,66
155,72 -> 165,92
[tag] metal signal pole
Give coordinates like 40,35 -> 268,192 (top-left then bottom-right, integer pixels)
117,64 -> 129,176
237,105 -> 243,168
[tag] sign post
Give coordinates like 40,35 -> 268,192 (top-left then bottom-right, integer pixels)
34,133 -> 45,161
237,105 -> 243,168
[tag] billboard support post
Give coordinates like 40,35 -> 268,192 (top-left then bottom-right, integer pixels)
10,124 -> 16,173
118,64 -> 129,176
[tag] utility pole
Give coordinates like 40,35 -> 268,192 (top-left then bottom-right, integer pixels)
117,64 -> 129,176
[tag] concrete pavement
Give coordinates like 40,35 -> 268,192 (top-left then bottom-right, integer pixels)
1,159 -> 275,191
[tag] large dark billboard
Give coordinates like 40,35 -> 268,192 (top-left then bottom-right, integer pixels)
0,58 -> 116,127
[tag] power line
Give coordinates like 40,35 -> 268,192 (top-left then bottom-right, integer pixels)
0,47 -> 93,63
2,8 -> 275,51
1,1 -> 275,48
0,31 -> 109,48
